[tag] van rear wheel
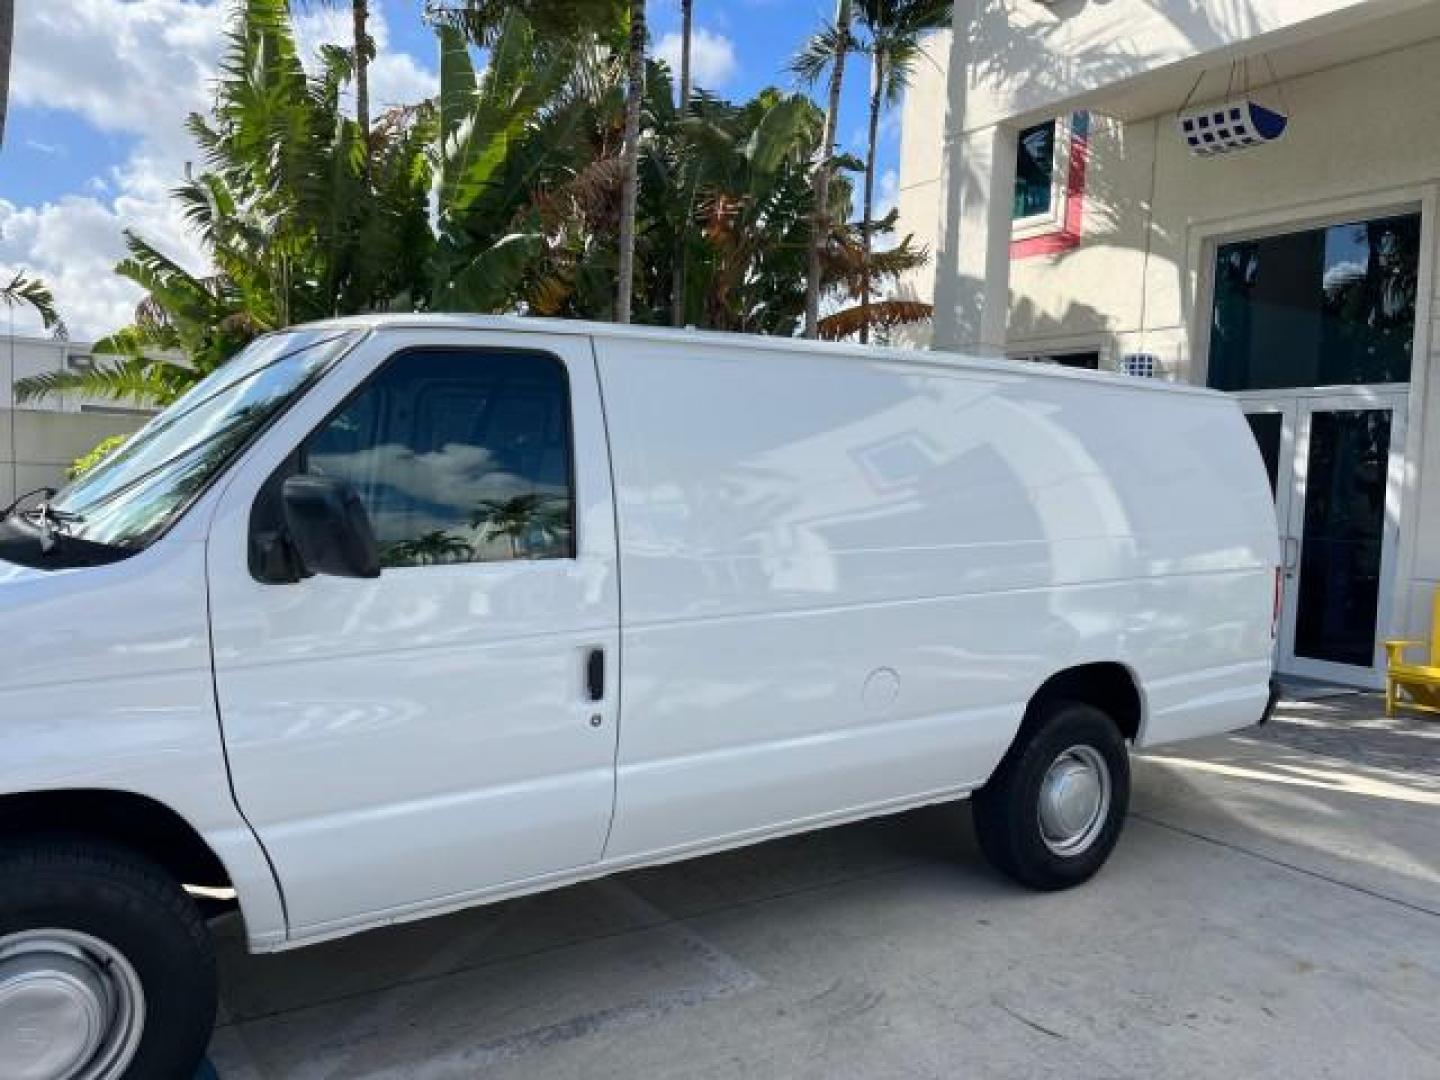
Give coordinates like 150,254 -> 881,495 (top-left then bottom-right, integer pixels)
971,700 -> 1130,890
0,838 -> 216,1079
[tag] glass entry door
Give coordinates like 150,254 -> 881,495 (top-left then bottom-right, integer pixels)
1241,393 -> 1406,687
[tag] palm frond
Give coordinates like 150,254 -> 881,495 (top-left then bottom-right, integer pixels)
2,272 -> 68,339
790,22 -> 847,87
817,299 -> 933,341
14,353 -> 196,407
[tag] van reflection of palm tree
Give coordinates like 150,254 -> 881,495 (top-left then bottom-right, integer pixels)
382,530 -> 473,567
470,493 -> 570,559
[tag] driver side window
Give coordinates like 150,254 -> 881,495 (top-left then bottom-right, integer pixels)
304,348 -> 575,568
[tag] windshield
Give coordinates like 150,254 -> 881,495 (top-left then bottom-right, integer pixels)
43,328 -> 362,550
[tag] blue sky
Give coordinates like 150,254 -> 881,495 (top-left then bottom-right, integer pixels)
0,0 -> 906,340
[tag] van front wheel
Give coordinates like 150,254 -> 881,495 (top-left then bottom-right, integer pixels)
0,838 -> 216,1080
971,700 -> 1131,890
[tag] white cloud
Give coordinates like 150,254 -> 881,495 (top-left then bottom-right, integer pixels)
2,0 -> 436,341
11,0 -> 224,157
3,0 -> 226,335
655,27 -> 738,90
1323,259 -> 1365,291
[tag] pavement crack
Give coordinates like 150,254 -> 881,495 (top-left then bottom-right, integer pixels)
994,998 -> 1067,1041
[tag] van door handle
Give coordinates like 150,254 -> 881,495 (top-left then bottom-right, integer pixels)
1283,535 -> 1300,576
585,648 -> 605,702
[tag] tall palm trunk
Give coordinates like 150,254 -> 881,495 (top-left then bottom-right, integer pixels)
352,0 -> 370,167
804,0 -> 852,339
670,0 -> 693,326
859,51 -> 884,345
616,0 -> 646,324
0,0 -> 12,149
679,0 -> 693,107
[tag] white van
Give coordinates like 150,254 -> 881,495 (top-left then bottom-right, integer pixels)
0,316 -> 1277,1078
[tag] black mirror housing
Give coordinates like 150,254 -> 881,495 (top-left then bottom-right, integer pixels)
281,475 -> 381,579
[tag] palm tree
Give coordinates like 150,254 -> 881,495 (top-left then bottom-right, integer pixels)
351,0 -> 372,159
471,493 -> 570,558
615,0 -> 646,324
814,228 -> 931,340
678,0 -> 694,108
382,529 -> 472,566
0,0 -> 12,148
294,0 -> 373,166
669,0 -> 694,326
793,0 -> 855,339
2,272 -> 67,339
853,0 -> 950,343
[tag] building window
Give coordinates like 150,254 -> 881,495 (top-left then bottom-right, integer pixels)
304,348 -> 575,568
1208,213 -> 1420,391
1010,112 -> 1089,258
1013,120 -> 1057,221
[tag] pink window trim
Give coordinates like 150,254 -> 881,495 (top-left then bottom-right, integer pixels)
1010,120 -> 1089,260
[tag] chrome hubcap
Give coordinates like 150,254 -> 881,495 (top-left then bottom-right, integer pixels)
0,930 -> 145,1080
1038,745 -> 1111,856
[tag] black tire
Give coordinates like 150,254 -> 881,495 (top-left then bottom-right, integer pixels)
0,837 -> 217,1079
971,699 -> 1130,890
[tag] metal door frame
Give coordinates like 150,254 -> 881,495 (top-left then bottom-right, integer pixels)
1238,388 -> 1408,688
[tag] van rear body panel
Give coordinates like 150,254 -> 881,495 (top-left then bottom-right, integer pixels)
592,334 -> 1275,858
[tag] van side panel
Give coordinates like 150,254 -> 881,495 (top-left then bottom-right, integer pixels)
0,540 -> 288,948
595,339 -> 1275,860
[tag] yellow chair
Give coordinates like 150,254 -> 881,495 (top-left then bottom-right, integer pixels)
1384,588 -> 1440,717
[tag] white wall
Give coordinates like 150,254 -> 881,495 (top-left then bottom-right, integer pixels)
2,337 -> 150,504
898,0 -> 1440,353
897,11 -> 1440,655
948,0 -> 1429,133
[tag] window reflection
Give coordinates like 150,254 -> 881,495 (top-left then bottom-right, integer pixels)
1013,120 -> 1056,220
304,349 -> 575,569
1294,409 -> 1392,666
1209,213 -> 1419,390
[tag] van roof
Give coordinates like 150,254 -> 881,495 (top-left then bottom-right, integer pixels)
308,313 -> 1222,400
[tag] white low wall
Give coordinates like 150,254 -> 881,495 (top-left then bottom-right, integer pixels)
2,336 -> 152,504
0,409 -> 149,505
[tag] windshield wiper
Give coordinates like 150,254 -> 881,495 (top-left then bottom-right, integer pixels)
22,500 -> 86,554
1,486 -> 55,521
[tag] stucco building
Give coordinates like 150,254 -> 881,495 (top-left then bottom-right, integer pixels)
895,0 -> 1440,688
2,335 -> 149,506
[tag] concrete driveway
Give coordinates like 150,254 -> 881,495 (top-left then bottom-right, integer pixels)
207,692 -> 1440,1079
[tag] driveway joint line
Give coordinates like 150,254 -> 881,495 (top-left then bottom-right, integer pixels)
216,854 -> 926,1029
1130,811 -> 1440,919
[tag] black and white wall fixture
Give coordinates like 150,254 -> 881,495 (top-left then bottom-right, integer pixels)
1178,99 -> 1288,156
1175,56 -> 1289,157
1120,353 -> 1159,379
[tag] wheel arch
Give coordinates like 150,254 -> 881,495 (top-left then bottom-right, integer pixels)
1020,661 -> 1146,746
0,788 -> 234,893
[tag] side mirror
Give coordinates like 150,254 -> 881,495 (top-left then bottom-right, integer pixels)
281,474 -> 381,579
